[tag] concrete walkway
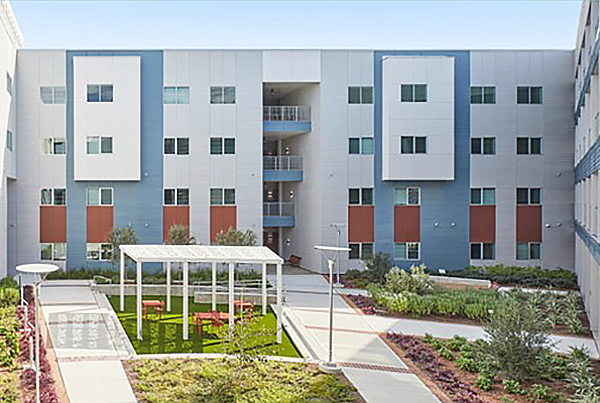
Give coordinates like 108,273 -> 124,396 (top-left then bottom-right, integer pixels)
273,274 -> 440,403
40,280 -> 137,403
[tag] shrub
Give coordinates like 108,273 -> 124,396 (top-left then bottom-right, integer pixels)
422,333 -> 435,344
0,278 -> 18,289
446,265 -> 578,289
563,291 -> 586,334
529,384 -> 551,401
483,300 -> 552,381
457,356 -> 478,372
385,264 -> 432,295
566,347 -> 600,403
0,289 -> 19,308
502,379 -> 525,395
438,346 -> 454,361
474,373 -> 493,391
363,252 -> 393,284
446,335 -> 467,351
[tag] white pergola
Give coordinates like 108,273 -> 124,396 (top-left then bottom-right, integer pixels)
119,245 -> 284,343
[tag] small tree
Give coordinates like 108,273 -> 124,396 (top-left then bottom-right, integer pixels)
215,228 -> 257,246
364,252 -> 393,284
105,227 -> 138,267
216,311 -> 278,364
166,224 -> 196,245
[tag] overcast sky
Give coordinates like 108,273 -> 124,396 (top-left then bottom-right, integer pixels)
10,1 -> 582,50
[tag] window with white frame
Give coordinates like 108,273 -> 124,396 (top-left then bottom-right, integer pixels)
87,84 -> 113,102
400,136 -> 427,154
349,243 -> 373,259
516,243 -> 541,260
210,86 -> 235,104
395,187 -> 420,205
470,188 -> 496,205
41,243 -> 66,261
86,136 -> 113,154
470,86 -> 496,104
210,188 -> 235,205
395,242 -> 420,260
348,188 -> 373,205
470,243 -> 495,260
210,137 -> 236,155
471,137 -> 496,155
41,138 -> 66,155
86,188 -> 113,206
40,86 -> 66,104
348,86 -> 373,104
400,84 -> 427,102
6,131 -> 12,152
40,188 -> 66,206
86,243 -> 112,261
516,86 -> 543,104
349,137 -> 374,155
164,188 -> 189,206
516,188 -> 541,205
164,138 -> 189,155
164,86 -> 190,104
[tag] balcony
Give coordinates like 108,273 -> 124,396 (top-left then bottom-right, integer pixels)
263,156 -> 303,182
263,106 -> 311,138
263,202 -> 295,227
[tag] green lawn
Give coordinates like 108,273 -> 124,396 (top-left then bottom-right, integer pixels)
108,295 -> 300,357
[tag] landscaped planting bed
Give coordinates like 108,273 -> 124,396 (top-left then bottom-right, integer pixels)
124,358 -> 364,403
385,333 -> 600,403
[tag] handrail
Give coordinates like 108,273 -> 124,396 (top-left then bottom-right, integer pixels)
263,155 -> 303,171
263,106 -> 310,122
263,202 -> 294,217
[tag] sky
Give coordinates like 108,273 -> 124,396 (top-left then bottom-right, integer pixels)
10,1 -> 583,50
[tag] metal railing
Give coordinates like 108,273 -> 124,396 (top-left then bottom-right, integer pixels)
263,106 -> 311,122
263,155 -> 303,171
263,202 -> 294,217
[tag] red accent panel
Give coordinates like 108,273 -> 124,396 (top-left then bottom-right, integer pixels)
469,206 -> 496,242
210,206 -> 237,243
40,206 -> 66,243
394,206 -> 420,242
348,206 -> 374,242
516,206 -> 542,242
87,206 -> 114,243
163,206 -> 190,242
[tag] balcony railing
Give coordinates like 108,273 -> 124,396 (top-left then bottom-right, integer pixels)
263,106 -> 310,122
263,156 -> 303,171
263,202 -> 294,217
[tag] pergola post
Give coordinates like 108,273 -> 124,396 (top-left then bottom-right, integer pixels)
228,262 -> 235,335
183,261 -> 189,341
166,261 -> 171,312
262,263 -> 267,315
276,262 -> 282,343
212,261 -> 217,311
136,260 -> 142,341
120,249 -> 125,312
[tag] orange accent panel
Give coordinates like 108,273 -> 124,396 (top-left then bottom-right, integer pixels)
469,206 -> 496,242
516,206 -> 542,243
40,206 -> 66,243
210,206 -> 237,243
87,206 -> 114,243
348,206 -> 374,242
163,206 -> 190,241
394,206 -> 420,242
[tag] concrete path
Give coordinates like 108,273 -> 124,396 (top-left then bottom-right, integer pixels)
40,280 -> 137,403
273,274 -> 440,403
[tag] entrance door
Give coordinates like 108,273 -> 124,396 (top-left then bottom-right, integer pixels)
263,230 -> 279,254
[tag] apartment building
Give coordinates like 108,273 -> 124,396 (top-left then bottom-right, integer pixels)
0,0 -> 579,297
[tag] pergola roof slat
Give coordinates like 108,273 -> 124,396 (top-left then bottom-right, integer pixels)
120,244 -> 284,264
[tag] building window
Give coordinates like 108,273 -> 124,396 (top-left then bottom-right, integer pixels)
349,138 -> 360,154
349,243 -> 373,260
401,136 -> 427,154
349,137 -> 374,155
42,138 -> 66,155
400,84 -> 427,103
164,86 -> 190,104
395,242 -> 420,260
516,86 -> 543,104
6,72 -> 12,96
210,137 -> 236,155
470,188 -> 495,205
164,138 -> 175,154
471,137 -> 495,155
41,243 -> 66,261
86,136 -> 112,154
41,188 -> 66,206
470,86 -> 496,104
164,189 -> 176,205
177,189 -> 189,205
87,188 -> 113,206
517,243 -> 541,260
164,188 -> 189,205
347,86 -> 373,104
516,188 -> 541,205
40,86 -> 66,104
517,137 -> 542,155
210,86 -> 235,104
395,187 -> 420,205
177,138 -> 189,155
471,243 -> 495,260
86,243 -> 112,261
6,131 -> 12,152
349,188 -> 373,205
224,138 -> 236,154
210,188 -> 235,205
87,84 -> 113,103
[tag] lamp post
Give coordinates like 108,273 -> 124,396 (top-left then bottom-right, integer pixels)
314,245 -> 350,374
16,264 -> 59,403
329,223 -> 345,286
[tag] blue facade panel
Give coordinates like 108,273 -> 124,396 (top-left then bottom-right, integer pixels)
263,121 -> 311,134
66,50 -> 164,270
373,50 -> 471,270
263,170 -> 303,182
263,216 -> 295,227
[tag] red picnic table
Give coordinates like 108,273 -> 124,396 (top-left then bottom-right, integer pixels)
194,311 -> 230,338
234,300 -> 254,314
142,300 -> 165,319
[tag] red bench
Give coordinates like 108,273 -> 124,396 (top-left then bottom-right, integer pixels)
285,255 -> 302,267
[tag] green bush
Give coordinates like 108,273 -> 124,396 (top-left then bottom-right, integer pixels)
438,346 -> 454,361
363,252 -> 393,284
444,265 -> 578,289
529,383 -> 551,401
0,278 -> 17,289
0,289 -> 19,308
445,335 -> 467,351
502,379 -> 525,395
474,373 -> 494,391
385,264 -> 433,295
566,347 -> 600,403
457,356 -> 478,372
422,333 -> 435,344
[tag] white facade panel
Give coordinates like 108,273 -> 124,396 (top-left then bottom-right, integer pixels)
262,50 -> 321,83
